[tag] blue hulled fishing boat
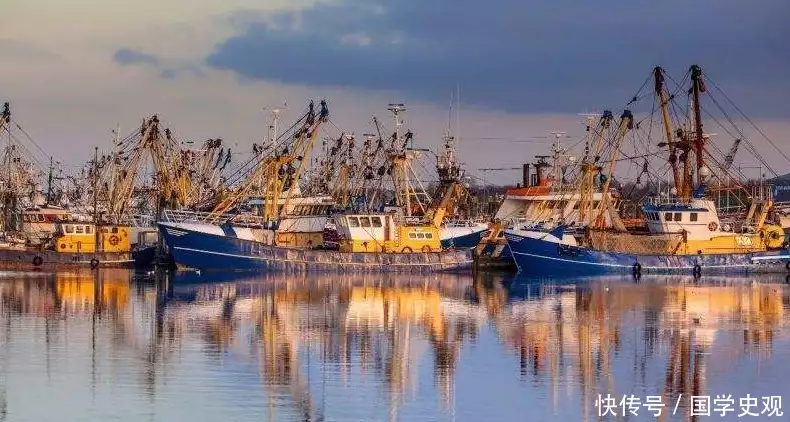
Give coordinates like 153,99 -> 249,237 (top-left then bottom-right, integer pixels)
506,65 -> 790,278
159,216 -> 473,273
506,224 -> 790,277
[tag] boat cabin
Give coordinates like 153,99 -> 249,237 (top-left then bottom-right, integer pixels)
495,190 -> 617,229
20,207 -> 90,246
54,223 -> 131,253
334,213 -> 440,253
643,199 -> 724,241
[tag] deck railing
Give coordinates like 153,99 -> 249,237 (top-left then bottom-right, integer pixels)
160,209 -> 272,227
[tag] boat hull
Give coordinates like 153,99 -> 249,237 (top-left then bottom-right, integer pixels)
506,230 -> 790,277
159,222 -> 473,273
0,248 -> 134,271
440,225 -> 488,249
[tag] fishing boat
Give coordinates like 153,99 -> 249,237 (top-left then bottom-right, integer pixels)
159,101 -> 473,273
158,211 -> 472,273
506,193 -> 789,276
0,220 -> 135,270
507,65 -> 790,277
441,219 -> 489,248
475,130 -> 619,265
433,130 -> 489,248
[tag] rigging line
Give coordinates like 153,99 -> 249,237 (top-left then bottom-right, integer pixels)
705,96 -> 781,177
625,71 -> 656,107
699,99 -> 776,177
226,105 -> 311,183
467,137 -> 555,143
706,76 -> 790,166
566,135 -> 587,152
10,120 -> 50,159
664,68 -> 692,101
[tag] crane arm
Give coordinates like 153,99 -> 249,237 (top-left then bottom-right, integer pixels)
722,138 -> 741,171
592,110 -> 633,229
426,181 -> 465,228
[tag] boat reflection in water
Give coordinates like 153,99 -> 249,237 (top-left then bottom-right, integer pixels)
1,271 -> 789,421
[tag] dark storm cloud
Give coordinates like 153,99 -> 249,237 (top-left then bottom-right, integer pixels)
206,0 -> 789,115
113,48 -> 160,66
112,48 -> 204,79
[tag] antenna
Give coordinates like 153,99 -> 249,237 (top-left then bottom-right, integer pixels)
550,131 -> 567,155
447,92 -> 453,137
456,85 -> 461,150
387,103 -> 407,148
263,102 -> 288,147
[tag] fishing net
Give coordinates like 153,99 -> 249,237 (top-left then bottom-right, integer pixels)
586,230 -> 683,255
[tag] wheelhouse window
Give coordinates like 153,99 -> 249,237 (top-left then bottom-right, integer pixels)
371,216 -> 382,227
360,217 -> 371,227
348,217 -> 360,227
86,226 -> 93,234
690,212 -> 698,222
425,233 -> 433,239
75,225 -> 84,234
408,233 -> 417,239
65,225 -> 74,234
664,213 -> 672,221
111,227 -> 119,234
674,212 -> 682,222
37,214 -> 45,222
416,232 -> 425,239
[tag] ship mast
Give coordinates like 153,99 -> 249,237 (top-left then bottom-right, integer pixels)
1,103 -> 11,231
92,146 -> 101,252
550,131 -> 567,189
654,66 -> 684,200
592,110 -> 633,229
387,104 -> 421,217
578,112 -> 611,225
690,64 -> 707,188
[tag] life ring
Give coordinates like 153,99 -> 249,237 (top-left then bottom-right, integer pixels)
32,256 -> 43,267
421,245 -> 432,253
90,259 -> 100,269
707,222 -> 718,231
108,235 -> 120,246
401,246 -> 413,253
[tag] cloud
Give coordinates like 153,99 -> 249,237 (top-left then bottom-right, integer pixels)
205,0 -> 790,117
113,47 -> 160,66
0,39 -> 60,62
112,48 -> 206,80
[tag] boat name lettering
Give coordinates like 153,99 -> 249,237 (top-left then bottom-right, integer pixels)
735,236 -> 753,246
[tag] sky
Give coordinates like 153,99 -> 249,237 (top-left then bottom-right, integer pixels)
1,0 -> 789,185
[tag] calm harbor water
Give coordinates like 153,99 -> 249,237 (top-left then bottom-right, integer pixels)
1,269 -> 789,421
